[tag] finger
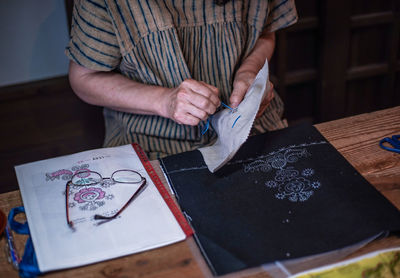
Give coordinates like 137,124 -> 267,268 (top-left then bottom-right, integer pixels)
198,81 -> 219,96
230,80 -> 248,108
256,84 -> 275,118
177,88 -> 219,115
264,81 -> 274,102
172,94 -> 210,124
188,91 -> 219,115
256,98 -> 271,118
181,101 -> 209,122
197,81 -> 221,108
181,79 -> 220,107
174,112 -> 202,126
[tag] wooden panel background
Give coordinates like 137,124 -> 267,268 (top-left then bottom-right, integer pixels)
271,0 -> 400,123
0,77 -> 105,193
0,0 -> 399,194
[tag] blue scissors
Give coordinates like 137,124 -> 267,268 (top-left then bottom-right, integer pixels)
379,135 -> 400,154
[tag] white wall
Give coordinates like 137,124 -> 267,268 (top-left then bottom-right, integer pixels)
0,0 -> 70,87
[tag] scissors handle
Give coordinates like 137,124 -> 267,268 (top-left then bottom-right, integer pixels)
390,135 -> 400,148
379,135 -> 400,154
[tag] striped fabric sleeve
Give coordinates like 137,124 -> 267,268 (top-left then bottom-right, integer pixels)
65,0 -> 121,71
265,0 -> 298,33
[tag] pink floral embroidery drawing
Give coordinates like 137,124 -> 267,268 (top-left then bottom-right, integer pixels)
46,164 -> 90,182
72,187 -> 113,211
74,187 -> 105,203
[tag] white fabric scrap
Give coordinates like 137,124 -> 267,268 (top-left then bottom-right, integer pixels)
199,59 -> 271,172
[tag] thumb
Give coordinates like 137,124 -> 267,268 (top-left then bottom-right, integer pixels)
230,81 -> 248,108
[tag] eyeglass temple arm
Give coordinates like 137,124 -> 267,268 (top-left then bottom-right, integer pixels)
65,181 -> 74,228
94,177 -> 147,221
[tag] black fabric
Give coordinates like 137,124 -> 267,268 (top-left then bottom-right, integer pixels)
159,124 -> 400,276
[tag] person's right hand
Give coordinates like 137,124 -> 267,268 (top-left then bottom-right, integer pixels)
161,79 -> 220,126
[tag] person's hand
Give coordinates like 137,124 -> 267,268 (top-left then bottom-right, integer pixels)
230,71 -> 256,108
256,81 -> 274,118
230,71 -> 274,118
162,79 -> 220,125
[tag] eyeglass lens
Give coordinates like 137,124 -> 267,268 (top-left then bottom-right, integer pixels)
72,170 -> 143,186
112,170 -> 143,183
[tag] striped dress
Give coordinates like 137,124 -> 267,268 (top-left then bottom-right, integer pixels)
66,0 -> 298,159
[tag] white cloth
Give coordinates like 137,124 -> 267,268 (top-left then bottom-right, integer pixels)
199,59 -> 271,172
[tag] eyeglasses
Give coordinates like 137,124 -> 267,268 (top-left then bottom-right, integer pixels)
65,169 -> 147,228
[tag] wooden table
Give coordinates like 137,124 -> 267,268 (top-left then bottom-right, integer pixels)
1,107 -> 399,278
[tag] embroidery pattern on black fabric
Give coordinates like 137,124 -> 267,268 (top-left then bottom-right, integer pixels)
243,142 -> 326,202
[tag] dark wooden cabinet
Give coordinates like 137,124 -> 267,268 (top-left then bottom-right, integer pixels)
271,0 -> 400,124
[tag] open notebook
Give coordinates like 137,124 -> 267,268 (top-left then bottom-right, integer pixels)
160,124 -> 400,276
14,144 -> 191,273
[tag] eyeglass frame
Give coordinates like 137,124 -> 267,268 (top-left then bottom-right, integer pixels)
65,169 -> 147,229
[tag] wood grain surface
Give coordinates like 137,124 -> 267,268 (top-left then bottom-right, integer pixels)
0,107 -> 399,278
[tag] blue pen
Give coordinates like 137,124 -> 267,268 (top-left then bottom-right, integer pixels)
5,223 -> 21,269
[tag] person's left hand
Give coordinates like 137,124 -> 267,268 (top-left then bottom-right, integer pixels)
256,81 -> 274,118
230,71 -> 274,118
230,71 -> 256,109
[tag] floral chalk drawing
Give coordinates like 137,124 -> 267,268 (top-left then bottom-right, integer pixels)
243,142 -> 326,202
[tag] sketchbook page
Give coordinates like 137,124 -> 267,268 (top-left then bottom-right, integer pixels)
292,247 -> 400,278
160,124 -> 400,276
15,145 -> 186,272
262,233 -> 382,278
199,58 -> 270,173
